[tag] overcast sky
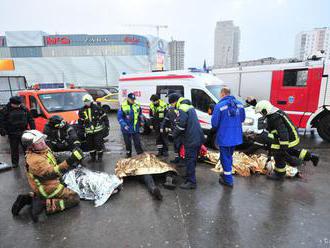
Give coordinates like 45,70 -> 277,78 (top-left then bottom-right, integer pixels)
1,0 -> 329,68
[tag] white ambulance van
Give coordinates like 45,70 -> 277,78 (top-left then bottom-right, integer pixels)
118,70 -> 260,147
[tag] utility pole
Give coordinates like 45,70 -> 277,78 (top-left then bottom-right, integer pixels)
101,50 -> 109,87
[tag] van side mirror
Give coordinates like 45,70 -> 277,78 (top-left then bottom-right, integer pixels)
30,109 -> 39,118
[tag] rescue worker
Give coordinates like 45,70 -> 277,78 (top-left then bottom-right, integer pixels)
169,93 -> 205,189
43,115 -> 81,152
11,130 -> 83,222
0,96 -> 35,167
161,105 -> 182,163
117,93 -> 144,157
78,94 -> 109,162
245,96 -> 257,107
149,94 -> 169,157
211,87 -> 246,188
254,100 -> 319,180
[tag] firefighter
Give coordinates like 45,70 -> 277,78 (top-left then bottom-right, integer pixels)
11,130 -> 83,222
117,93 -> 144,157
78,94 -> 109,162
0,96 -> 35,168
160,105 -> 182,163
169,93 -> 205,190
211,87 -> 246,188
254,100 -> 319,180
149,94 -> 169,157
43,115 -> 81,152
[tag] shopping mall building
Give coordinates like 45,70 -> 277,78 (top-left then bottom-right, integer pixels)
0,31 -> 168,86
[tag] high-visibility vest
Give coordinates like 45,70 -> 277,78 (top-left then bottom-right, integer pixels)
121,100 -> 140,130
149,99 -> 167,119
176,97 -> 193,112
28,150 -> 64,199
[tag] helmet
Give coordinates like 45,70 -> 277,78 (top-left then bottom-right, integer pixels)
150,94 -> 160,102
21,130 -> 47,148
49,115 -> 64,127
127,93 -> 136,100
255,100 -> 274,115
82,94 -> 93,103
168,93 -> 181,104
10,96 -> 22,105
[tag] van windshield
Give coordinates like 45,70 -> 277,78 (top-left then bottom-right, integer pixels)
39,92 -> 87,113
206,85 -> 223,101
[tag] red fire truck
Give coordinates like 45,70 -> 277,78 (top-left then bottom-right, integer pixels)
213,58 -> 330,142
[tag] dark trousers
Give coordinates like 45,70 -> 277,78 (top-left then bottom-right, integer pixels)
273,150 -> 287,175
9,134 -> 25,165
123,133 -> 144,156
184,145 -> 200,184
86,131 -> 104,157
155,129 -> 168,153
143,174 -> 156,192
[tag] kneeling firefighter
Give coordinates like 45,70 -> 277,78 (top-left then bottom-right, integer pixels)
254,100 -> 319,180
149,94 -> 169,157
43,115 -> 81,152
11,130 -> 84,222
78,94 -> 109,162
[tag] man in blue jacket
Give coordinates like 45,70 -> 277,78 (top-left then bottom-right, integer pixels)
169,93 -> 205,190
117,93 -> 144,157
211,87 -> 245,188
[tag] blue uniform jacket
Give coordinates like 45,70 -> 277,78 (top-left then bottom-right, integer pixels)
173,99 -> 205,148
117,102 -> 143,134
211,95 -> 246,147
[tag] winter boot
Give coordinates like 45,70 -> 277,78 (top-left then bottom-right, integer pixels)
97,151 -> 103,162
30,197 -> 45,223
162,150 -> 169,157
170,156 -> 181,164
151,187 -> 163,201
179,181 -> 197,190
126,151 -> 132,158
12,194 -> 32,216
310,154 -> 319,167
218,175 -> 234,188
163,175 -> 176,190
89,152 -> 96,163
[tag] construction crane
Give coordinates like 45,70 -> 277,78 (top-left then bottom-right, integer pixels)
124,24 -> 168,37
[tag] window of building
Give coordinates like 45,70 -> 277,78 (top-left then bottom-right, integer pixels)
283,69 -> 308,87
191,89 -> 215,113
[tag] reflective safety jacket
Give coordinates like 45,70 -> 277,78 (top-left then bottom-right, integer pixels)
26,149 -> 69,199
173,97 -> 205,147
43,123 -> 80,151
78,103 -> 109,135
0,104 -> 35,135
265,109 -> 300,150
149,99 -> 168,128
117,100 -> 143,134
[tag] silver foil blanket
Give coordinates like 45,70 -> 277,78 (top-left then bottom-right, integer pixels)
63,167 -> 123,207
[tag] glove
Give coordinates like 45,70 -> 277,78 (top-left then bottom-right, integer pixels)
160,128 -> 163,133
149,125 -> 153,130
0,129 -> 6,136
124,126 -> 129,131
165,128 -> 171,133
66,147 -> 84,166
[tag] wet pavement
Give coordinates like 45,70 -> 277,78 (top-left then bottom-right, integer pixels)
0,113 -> 329,248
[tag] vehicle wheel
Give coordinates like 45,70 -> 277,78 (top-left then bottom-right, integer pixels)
102,105 -> 111,113
317,114 -> 330,142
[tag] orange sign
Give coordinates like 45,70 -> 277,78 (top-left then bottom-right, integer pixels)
0,59 -> 15,71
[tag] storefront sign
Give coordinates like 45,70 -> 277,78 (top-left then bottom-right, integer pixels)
45,37 -> 71,45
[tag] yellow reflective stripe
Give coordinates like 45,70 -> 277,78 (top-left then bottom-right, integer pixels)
47,151 -> 61,175
53,165 -> 60,174
282,115 -> 299,147
274,166 -> 286,173
271,130 -> 278,134
88,108 -> 92,121
271,144 -> 280,149
73,150 -> 83,160
28,173 -> 64,199
299,149 -> 308,160
268,133 -> 275,139
279,141 -> 289,145
74,140 -> 81,145
59,200 -> 65,211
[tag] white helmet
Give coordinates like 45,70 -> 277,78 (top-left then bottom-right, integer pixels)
21,130 -> 47,148
255,100 -> 274,115
82,94 -> 93,103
